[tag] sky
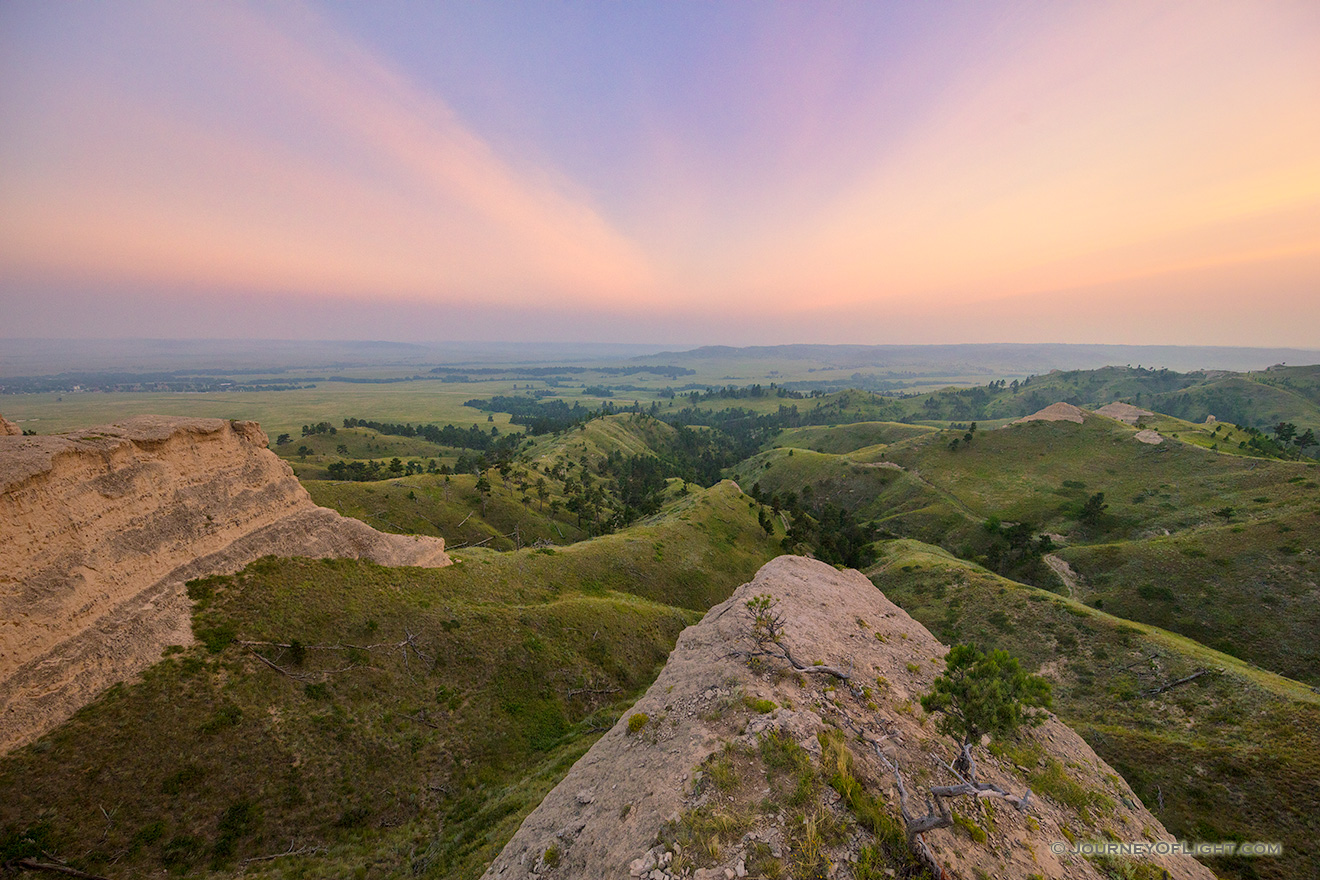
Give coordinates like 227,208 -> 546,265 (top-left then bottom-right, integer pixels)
2,1 -> 1318,346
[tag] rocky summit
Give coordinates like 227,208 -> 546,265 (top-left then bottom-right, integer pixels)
484,556 -> 1214,880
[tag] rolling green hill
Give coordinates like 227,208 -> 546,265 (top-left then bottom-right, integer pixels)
730,414 -> 1320,687
769,420 -> 935,453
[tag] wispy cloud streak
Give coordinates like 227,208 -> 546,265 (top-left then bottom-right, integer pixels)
0,1 -> 653,304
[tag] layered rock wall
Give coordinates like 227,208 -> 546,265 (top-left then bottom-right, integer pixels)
0,415 -> 448,752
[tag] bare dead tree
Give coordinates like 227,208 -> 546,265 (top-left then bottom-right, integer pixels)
868,740 -> 1033,878
872,750 -> 950,878
729,594 -> 852,680
245,647 -> 373,683
239,840 -> 327,865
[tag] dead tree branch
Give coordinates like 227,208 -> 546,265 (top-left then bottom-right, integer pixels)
4,859 -> 113,879
1140,668 -> 1214,697
565,684 -> 622,700
867,740 -> 1033,878
872,750 -> 950,879
240,840 -> 327,865
246,648 -> 371,683
932,744 -> 1033,812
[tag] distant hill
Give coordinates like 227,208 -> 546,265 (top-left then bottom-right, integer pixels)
887,364 -> 1320,430
639,342 -> 1320,375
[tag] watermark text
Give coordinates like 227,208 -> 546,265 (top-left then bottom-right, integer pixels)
1048,840 -> 1281,858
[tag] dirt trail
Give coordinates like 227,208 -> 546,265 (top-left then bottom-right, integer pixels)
1043,554 -> 1082,599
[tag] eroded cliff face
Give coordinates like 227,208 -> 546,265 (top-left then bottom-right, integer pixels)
485,556 -> 1214,880
0,415 -> 448,752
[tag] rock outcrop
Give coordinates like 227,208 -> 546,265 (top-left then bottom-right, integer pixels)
0,416 -> 449,752
485,556 -> 1213,880
1014,402 -> 1087,424
1093,402 -> 1154,425
0,413 -> 21,436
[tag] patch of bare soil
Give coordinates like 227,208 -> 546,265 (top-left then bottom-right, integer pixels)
1043,554 -> 1083,599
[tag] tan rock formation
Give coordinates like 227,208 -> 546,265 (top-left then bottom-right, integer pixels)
0,414 -> 21,436
1094,402 -> 1154,425
484,556 -> 1214,880
0,415 -> 448,752
1014,402 -> 1087,424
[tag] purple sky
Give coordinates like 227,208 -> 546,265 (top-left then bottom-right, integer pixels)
2,1 -> 1319,345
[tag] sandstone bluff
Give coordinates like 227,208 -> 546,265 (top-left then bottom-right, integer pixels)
0,415 -> 449,752
485,556 -> 1214,880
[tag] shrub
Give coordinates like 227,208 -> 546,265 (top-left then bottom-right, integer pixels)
628,712 -> 650,734
920,644 -> 1051,745
195,623 -> 235,654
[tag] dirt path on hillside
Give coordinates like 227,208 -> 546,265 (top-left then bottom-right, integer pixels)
907,468 -> 982,520
1044,554 -> 1082,599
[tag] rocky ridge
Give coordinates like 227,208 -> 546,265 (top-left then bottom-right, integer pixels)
1093,402 -> 1155,425
484,556 -> 1213,880
0,415 -> 449,752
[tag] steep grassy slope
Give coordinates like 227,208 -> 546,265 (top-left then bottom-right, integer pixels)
870,539 -> 1320,880
732,417 -> 1320,686
305,473 -> 591,551
1056,508 -> 1320,684
0,482 -> 780,879
526,412 -> 680,467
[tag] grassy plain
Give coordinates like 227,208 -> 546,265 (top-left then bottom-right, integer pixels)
0,380 -> 525,439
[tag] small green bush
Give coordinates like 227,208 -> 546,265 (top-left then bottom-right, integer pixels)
628,712 -> 649,734
195,623 -> 235,654
952,809 -> 988,843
